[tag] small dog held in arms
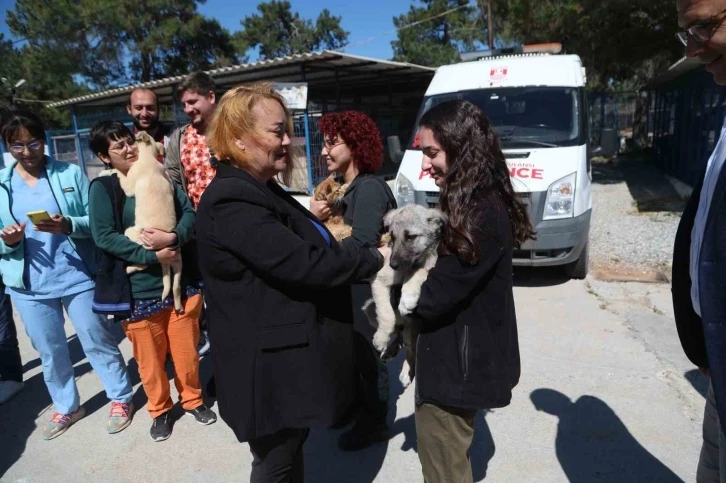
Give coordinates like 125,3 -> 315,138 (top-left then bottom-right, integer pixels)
364,204 -> 446,387
313,174 -> 351,242
100,131 -> 183,312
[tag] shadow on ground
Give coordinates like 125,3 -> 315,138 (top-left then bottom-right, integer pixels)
513,266 -> 571,288
531,388 -> 683,483
0,335 -> 95,479
592,155 -> 686,214
685,369 -> 708,399
303,352 -> 496,482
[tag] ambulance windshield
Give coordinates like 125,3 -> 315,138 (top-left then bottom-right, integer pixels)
410,87 -> 582,150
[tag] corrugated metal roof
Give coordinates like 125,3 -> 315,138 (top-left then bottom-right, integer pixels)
645,56 -> 702,90
47,50 -> 435,108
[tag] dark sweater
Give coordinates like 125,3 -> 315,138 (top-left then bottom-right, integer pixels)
340,174 -> 396,251
414,193 -> 520,409
89,180 -> 196,299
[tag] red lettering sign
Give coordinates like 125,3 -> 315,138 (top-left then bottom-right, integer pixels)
508,167 -> 545,179
490,67 -> 508,82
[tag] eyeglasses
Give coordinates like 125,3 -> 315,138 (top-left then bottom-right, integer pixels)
677,7 -> 726,46
9,140 -> 43,154
323,139 -> 345,150
109,138 -> 135,153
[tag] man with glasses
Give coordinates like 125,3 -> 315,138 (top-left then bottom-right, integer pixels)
674,1 -> 726,481
126,88 -> 170,163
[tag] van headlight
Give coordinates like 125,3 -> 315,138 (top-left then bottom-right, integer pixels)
396,174 -> 416,206
543,173 -> 575,220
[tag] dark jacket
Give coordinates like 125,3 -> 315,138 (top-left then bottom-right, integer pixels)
672,174 -> 708,369
340,174 -> 396,251
195,162 -> 384,442
695,163 -> 726,435
338,174 -> 396,334
414,193 -> 520,409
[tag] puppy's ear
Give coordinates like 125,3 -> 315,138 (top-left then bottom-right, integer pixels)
427,209 -> 447,234
383,208 -> 399,233
135,131 -> 151,145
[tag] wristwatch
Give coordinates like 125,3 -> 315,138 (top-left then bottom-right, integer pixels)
63,219 -> 73,235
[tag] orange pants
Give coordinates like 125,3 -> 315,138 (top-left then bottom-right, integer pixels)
122,294 -> 203,418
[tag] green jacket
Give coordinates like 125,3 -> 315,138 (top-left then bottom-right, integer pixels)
0,158 -> 96,289
88,178 -> 196,299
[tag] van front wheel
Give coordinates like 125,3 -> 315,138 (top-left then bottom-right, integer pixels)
565,242 -> 589,279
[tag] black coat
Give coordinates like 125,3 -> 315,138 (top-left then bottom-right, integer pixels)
414,193 -> 520,409
195,163 -> 383,442
672,174 -> 708,369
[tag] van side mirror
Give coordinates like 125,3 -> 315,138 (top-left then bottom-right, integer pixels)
387,136 -> 404,164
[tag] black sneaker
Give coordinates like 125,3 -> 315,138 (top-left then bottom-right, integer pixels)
150,412 -> 172,442
338,419 -> 389,451
187,404 -> 217,425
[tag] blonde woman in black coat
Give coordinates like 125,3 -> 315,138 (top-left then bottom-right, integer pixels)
195,84 -> 384,483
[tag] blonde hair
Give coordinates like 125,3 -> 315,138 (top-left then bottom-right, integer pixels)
207,83 -> 295,186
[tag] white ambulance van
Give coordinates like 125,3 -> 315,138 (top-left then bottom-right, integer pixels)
388,44 -> 592,278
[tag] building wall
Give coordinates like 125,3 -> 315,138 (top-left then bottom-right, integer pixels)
648,67 -> 726,187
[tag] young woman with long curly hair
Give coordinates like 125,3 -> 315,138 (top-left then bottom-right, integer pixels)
408,99 -> 535,482
310,111 -> 397,451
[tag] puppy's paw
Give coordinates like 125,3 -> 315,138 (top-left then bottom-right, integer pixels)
398,288 -> 421,316
372,331 -> 390,353
399,369 -> 412,388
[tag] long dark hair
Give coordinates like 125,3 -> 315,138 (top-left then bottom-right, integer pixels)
419,99 -> 535,264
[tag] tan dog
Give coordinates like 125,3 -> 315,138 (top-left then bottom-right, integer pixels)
102,132 -> 182,312
313,175 -> 352,242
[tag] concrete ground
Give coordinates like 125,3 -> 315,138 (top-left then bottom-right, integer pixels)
0,268 -> 703,483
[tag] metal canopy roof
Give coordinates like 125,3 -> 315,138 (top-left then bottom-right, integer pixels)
645,56 -> 702,90
47,50 -> 436,108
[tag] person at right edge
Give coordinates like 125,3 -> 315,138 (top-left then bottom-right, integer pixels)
674,1 -> 726,481
404,99 -> 535,483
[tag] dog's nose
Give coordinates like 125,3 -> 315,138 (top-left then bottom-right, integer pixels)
389,259 -> 400,270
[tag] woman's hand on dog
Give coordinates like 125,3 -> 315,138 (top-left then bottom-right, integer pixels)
155,247 -> 180,264
378,245 -> 390,260
310,199 -> 332,221
140,228 -> 178,251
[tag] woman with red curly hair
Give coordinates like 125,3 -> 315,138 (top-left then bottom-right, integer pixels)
311,111 -> 397,452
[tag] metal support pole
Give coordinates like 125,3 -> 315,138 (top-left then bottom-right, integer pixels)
45,131 -> 53,160
300,64 -> 314,194
303,111 -> 314,195
172,85 -> 180,127
71,107 -> 87,175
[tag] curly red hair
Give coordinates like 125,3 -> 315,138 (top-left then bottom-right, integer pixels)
318,111 -> 383,174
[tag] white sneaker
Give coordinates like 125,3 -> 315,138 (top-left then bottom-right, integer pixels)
0,380 -> 24,404
197,331 -> 211,357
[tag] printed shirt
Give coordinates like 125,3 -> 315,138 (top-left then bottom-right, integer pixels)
180,125 -> 216,208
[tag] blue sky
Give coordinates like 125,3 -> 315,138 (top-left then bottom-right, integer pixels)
1,0 -> 416,60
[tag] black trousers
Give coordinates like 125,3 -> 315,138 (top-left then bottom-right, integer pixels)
249,428 -> 310,483
0,281 -> 21,383
351,284 -> 389,427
